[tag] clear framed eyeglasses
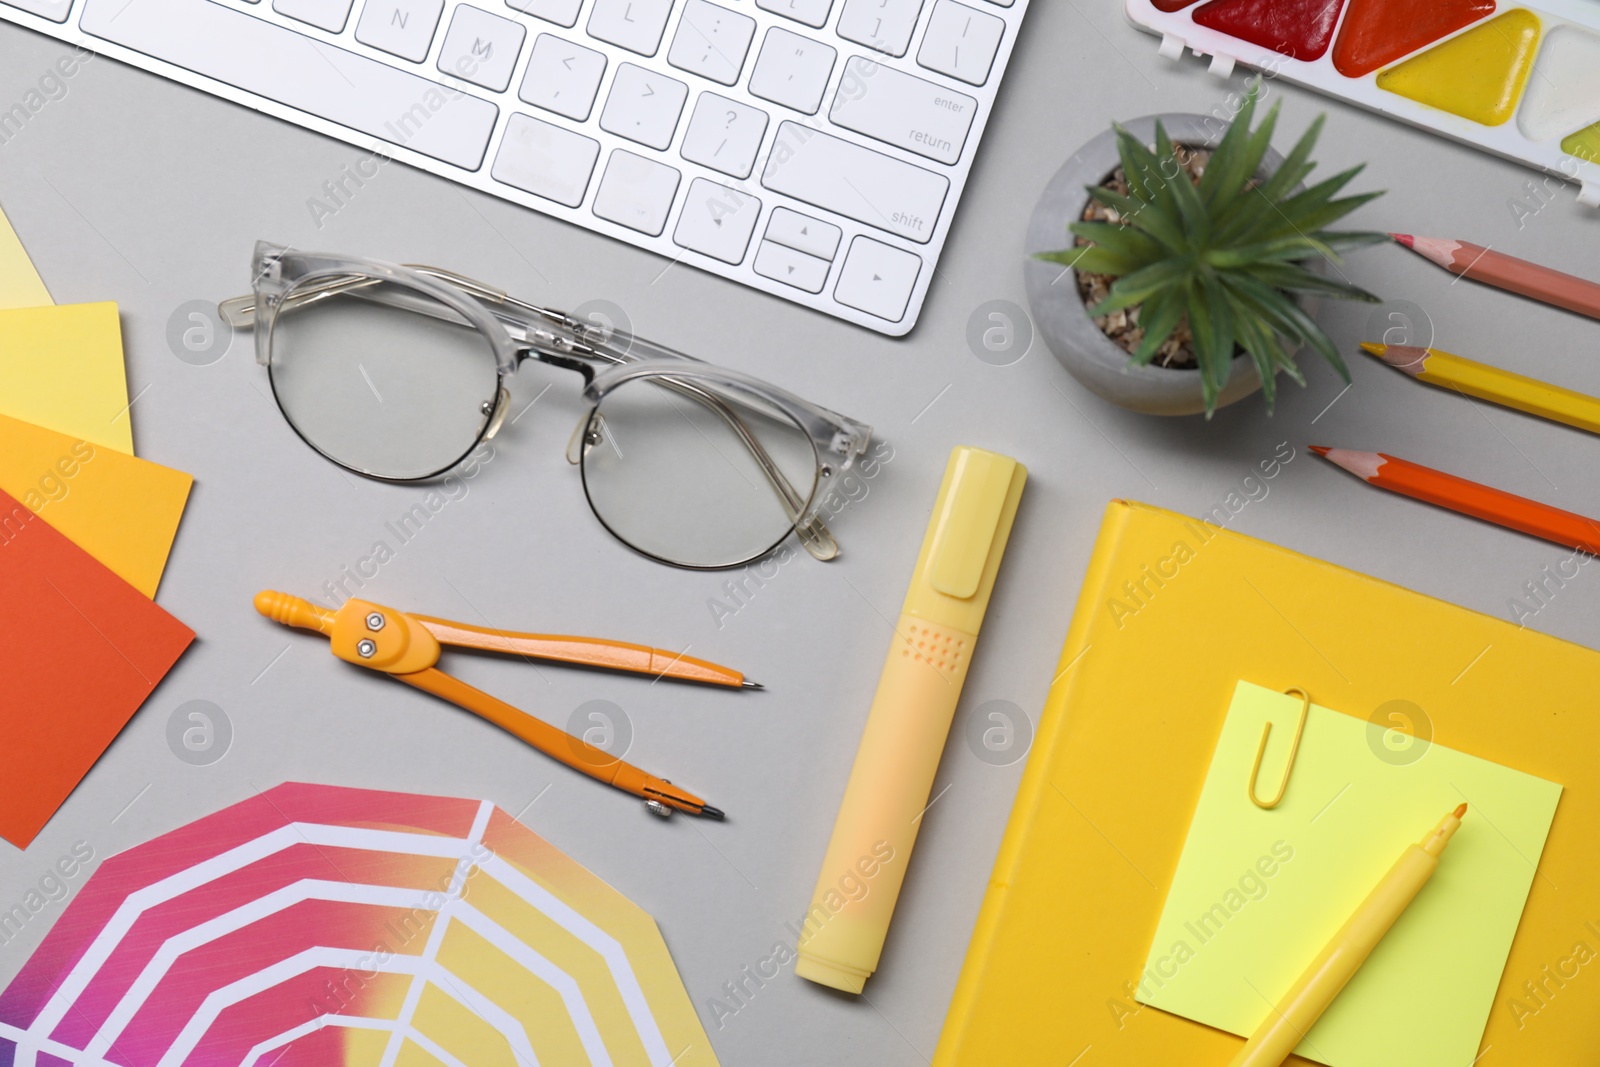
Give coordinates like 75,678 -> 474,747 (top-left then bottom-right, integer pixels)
220,242 -> 874,570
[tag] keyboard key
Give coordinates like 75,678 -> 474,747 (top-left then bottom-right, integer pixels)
765,207 -> 840,259
274,0 -> 353,33
586,0 -> 673,56
761,122 -> 947,244
984,0 -> 1013,6
834,235 -> 920,321
519,34 -> 606,120
1,0 -> 72,22
599,63 -> 687,150
355,0 -> 445,63
829,57 -> 976,165
493,113 -> 600,205
505,0 -> 580,26
836,0 -> 924,57
749,28 -> 836,115
755,0 -> 832,29
754,240 -> 830,292
667,0 -> 756,86
673,178 -> 761,264
680,93 -> 769,179
83,0 -> 499,169
438,6 -> 526,90
917,0 -> 1004,85
593,150 -> 681,235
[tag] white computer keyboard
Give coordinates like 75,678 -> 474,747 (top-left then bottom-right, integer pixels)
0,0 -> 1028,334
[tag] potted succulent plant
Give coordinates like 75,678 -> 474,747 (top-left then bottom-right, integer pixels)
1025,86 -> 1385,416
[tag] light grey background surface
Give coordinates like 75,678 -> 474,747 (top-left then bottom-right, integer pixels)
3,3 -> 1599,1063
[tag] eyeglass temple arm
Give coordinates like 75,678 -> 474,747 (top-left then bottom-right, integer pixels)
221,262 -> 590,335
219,269 -> 500,331
647,374 -> 840,561
547,356 -> 836,561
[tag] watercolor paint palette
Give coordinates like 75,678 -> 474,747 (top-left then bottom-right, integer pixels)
1124,0 -> 1600,205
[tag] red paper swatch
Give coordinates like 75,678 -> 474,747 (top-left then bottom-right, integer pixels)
1194,0 -> 1348,62
1333,0 -> 1496,77
0,487 -> 192,848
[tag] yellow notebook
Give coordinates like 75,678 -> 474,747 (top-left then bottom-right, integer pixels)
933,500 -> 1599,1066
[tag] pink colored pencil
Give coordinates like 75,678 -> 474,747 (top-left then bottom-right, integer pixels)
1390,233 -> 1600,321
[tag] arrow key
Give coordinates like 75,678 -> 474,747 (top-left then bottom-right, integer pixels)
764,207 -> 840,260
754,239 -> 830,293
674,178 -> 762,264
834,235 -> 921,322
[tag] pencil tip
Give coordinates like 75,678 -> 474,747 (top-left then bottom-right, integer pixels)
1309,445 -> 1330,457
1454,803 -> 1468,819
1358,342 -> 1385,356
1389,232 -> 1414,248
740,679 -> 765,690
700,804 -> 725,820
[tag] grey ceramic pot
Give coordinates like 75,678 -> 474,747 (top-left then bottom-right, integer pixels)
1025,114 -> 1295,417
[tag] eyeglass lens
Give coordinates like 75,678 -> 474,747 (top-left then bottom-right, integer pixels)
267,278 -> 500,480
581,375 -> 819,568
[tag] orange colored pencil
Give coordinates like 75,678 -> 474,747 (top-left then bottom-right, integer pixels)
1391,233 -> 1600,321
1311,446 -> 1600,554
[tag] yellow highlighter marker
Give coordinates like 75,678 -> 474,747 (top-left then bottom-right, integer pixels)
1228,804 -> 1468,1067
1361,342 -> 1600,436
796,445 -> 1026,994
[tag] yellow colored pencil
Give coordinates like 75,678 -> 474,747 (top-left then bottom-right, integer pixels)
1360,342 -> 1600,435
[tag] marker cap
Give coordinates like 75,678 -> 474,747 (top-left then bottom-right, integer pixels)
901,446 -> 1027,635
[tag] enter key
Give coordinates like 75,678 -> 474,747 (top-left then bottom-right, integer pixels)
829,56 -> 977,166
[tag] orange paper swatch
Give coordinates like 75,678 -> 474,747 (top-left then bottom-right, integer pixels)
0,487 -> 193,849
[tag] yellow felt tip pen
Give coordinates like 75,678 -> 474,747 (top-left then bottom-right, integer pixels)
795,445 -> 1026,994
1227,803 -> 1468,1067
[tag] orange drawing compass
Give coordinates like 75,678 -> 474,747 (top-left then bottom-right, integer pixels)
255,590 -> 754,818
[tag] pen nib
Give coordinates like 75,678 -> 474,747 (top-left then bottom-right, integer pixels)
699,804 -> 725,820
741,679 -> 765,690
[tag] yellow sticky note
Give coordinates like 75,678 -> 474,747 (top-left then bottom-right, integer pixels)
1141,680 -> 1561,1067
0,412 -> 191,597
0,302 -> 133,454
0,202 -> 51,310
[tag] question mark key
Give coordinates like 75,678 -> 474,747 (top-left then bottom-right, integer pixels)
681,93 -> 771,179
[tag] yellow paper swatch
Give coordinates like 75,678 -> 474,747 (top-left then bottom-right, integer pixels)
0,302 -> 133,454
1140,681 -> 1561,1067
0,201 -> 51,310
0,412 -> 191,597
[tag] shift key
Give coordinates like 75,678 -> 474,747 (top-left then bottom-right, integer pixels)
761,122 -> 948,244
829,58 -> 975,165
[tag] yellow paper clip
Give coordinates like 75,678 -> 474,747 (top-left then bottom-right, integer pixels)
1248,687 -> 1310,809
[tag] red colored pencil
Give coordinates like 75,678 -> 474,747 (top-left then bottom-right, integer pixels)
1311,446 -> 1600,554
1390,233 -> 1600,321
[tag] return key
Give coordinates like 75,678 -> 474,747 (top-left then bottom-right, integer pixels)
828,58 -> 976,166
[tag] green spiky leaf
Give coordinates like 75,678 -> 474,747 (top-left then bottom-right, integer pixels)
1046,81 -> 1385,415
